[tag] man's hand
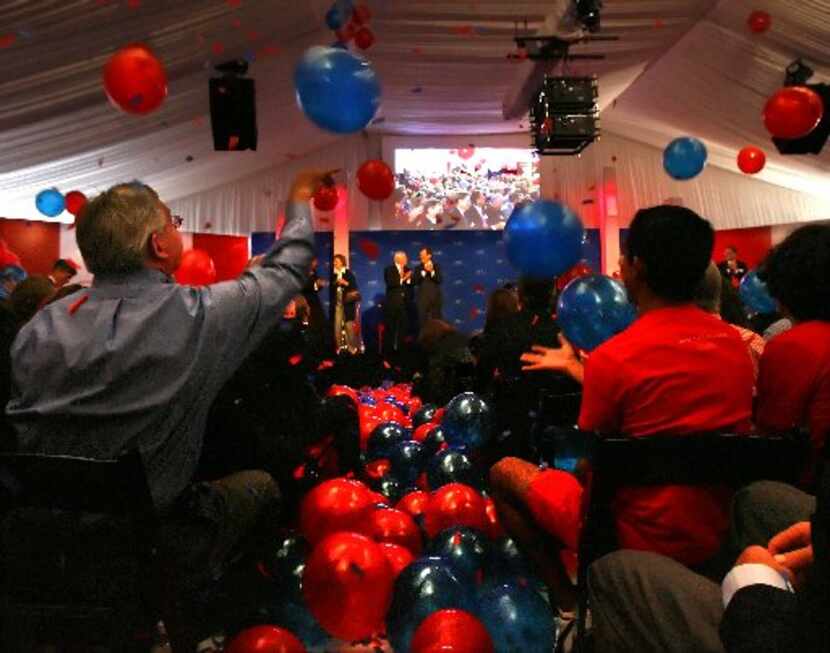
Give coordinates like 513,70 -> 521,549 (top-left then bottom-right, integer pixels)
769,521 -> 813,590
735,545 -> 792,582
290,169 -> 341,203
245,255 -> 264,270
520,334 -> 584,384
425,261 -> 434,273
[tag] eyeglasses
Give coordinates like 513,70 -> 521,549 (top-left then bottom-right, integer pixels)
171,215 -> 183,230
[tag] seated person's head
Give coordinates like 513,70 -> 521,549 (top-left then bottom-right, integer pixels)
623,205 -> 714,306
518,276 -> 555,315
485,288 -> 520,330
50,259 -> 79,288
0,265 -> 26,300
694,263 -> 723,315
418,319 -> 456,351
10,275 -> 55,326
77,182 -> 183,276
760,224 -> 830,323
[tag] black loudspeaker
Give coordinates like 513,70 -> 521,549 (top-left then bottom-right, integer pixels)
209,76 -> 258,151
772,83 -> 830,156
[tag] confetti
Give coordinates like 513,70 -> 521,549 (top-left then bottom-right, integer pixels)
186,155 -> 194,162
226,0 -> 241,7
127,0 -> 141,8
654,18 -> 665,28
0,34 -> 16,49
411,86 -> 423,94
451,25 -> 475,36
258,44 -> 282,58
212,41 -> 225,56
246,30 -> 260,42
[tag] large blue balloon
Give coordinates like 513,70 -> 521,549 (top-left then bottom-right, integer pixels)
477,579 -> 557,653
504,200 -> 585,279
367,421 -> 408,458
739,270 -> 777,315
557,274 -> 636,352
442,392 -> 493,450
663,137 -> 708,180
388,440 -> 428,486
294,46 -> 381,134
35,189 -> 65,217
387,556 -> 474,653
427,448 -> 482,490
427,527 -> 488,580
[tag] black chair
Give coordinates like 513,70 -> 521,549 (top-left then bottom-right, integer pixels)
574,431 -> 809,653
0,450 -> 162,653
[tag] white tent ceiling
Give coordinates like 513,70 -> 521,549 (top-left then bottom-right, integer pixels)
0,0 -> 827,228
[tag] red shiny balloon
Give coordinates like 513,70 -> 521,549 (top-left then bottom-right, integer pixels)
412,423 -> 434,443
326,384 -> 359,407
432,407 -> 446,424
354,27 -> 375,50
411,609 -> 495,653
737,146 -> 766,174
483,497 -> 505,540
357,160 -> 395,201
361,507 -> 423,555
225,625 -> 306,653
364,458 -> 391,481
556,261 -> 593,292
424,483 -> 488,538
747,10 -> 772,34
457,146 -> 475,161
300,478 -> 375,544
175,250 -> 217,286
359,416 -> 382,451
302,532 -> 394,641
64,191 -> 87,217
379,542 -> 415,579
103,44 -> 168,115
396,490 -> 430,520
376,402 -> 405,424
313,185 -> 339,211
763,86 -> 825,140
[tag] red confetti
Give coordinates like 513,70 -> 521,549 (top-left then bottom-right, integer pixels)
411,47 -> 423,55
289,354 -> 303,366
68,295 -> 89,316
472,283 -> 485,294
469,307 -> 481,320
358,239 -> 381,261
654,18 -> 664,28
127,0 -> 141,8
226,0 -> 241,6
451,25 -> 475,36
211,41 -> 225,56
0,34 -> 16,49
246,30 -> 260,42
232,18 -> 242,28
258,44 -> 282,58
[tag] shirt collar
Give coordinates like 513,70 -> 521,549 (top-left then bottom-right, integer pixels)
92,268 -> 174,293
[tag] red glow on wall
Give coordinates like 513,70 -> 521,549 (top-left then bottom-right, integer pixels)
0,219 -> 60,275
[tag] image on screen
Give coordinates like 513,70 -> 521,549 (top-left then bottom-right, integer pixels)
393,147 -> 540,230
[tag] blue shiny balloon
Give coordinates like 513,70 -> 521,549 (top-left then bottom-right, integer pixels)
427,448 -> 482,490
388,440 -> 428,486
427,527 -> 488,580
663,136 -> 708,180
260,534 -> 308,597
477,579 -> 557,653
739,270 -> 777,315
504,200 -> 585,278
422,425 -> 447,458
294,46 -> 381,134
258,598 -> 329,648
484,537 -> 531,581
369,473 -> 406,503
413,404 -> 438,428
35,188 -> 65,217
557,274 -> 636,352
367,422 -> 408,458
387,556 -> 474,653
442,392 -> 493,450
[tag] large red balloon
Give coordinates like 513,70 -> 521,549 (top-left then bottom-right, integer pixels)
361,507 -> 423,555
396,490 -> 430,521
225,625 -> 306,653
379,542 -> 415,579
411,610 -> 495,653
300,478 -> 375,544
175,250 -> 217,286
326,384 -> 359,407
313,185 -> 339,211
423,483 -> 488,538
103,44 -> 168,115
302,532 -> 394,641
64,191 -> 88,217
747,10 -> 772,34
763,86 -> 825,140
737,146 -> 766,174
354,28 -> 376,50
357,160 -> 395,201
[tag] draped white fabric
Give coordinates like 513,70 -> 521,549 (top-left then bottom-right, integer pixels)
0,0 -> 827,232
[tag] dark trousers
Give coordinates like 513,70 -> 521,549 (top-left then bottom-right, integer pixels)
384,298 -> 408,353
417,291 -> 442,329
588,481 -> 815,653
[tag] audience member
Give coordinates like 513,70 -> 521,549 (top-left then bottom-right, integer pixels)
9,275 -> 55,328
483,288 -> 519,333
414,319 -> 475,406
717,245 -> 748,288
0,263 -> 26,302
48,258 -> 79,288
763,316 -> 793,341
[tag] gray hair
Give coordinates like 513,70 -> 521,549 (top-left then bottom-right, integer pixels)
694,262 -> 723,314
76,182 -> 165,275
394,250 -> 407,261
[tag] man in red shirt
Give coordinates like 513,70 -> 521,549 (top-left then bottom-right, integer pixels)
490,205 -> 754,613
756,225 -> 830,487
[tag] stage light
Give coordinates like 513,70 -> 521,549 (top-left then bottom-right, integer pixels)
576,0 -> 603,33
210,59 -> 258,151
530,76 -> 599,156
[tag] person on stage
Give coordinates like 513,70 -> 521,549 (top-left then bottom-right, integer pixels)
302,256 -> 329,351
330,254 -> 361,354
717,245 -> 748,289
383,250 -> 412,354
414,247 -> 442,328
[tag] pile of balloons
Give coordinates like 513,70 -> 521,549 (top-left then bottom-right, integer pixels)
325,0 -> 375,51
226,386 -> 559,652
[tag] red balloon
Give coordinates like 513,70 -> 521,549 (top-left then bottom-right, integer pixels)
361,507 -> 423,555
556,261 -> 593,292
225,625 -> 306,653
747,10 -> 772,34
313,185 -> 339,211
379,542 -> 415,579
423,483 -> 488,538
376,402 -> 405,424
763,86 -> 825,140
364,458 -> 391,481
412,423 -> 434,443
357,160 -> 395,201
103,44 -> 168,115
326,384 -> 359,407
457,146 -> 475,161
354,28 -> 375,50
411,610 -> 495,653
302,532 -> 394,641
300,478 -> 375,544
737,146 -> 767,174
359,416 -> 381,451
483,497 -> 505,540
432,407 -> 446,424
175,250 -> 217,286
64,191 -> 87,217
396,490 -> 430,520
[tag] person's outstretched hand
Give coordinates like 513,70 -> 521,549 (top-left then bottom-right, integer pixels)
290,169 -> 341,203
520,333 -> 584,384
769,521 -> 813,590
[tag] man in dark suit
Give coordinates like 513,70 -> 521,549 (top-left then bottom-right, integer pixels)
414,247 -> 442,329
464,190 -> 487,229
717,246 -> 749,289
383,250 -> 412,354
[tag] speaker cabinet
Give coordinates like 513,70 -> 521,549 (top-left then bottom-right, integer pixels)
209,76 -> 258,151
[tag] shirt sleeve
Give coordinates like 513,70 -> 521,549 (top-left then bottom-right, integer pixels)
722,563 -> 792,608
577,347 -> 623,433
756,337 -> 809,433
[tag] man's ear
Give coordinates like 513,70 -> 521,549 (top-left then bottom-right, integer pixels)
149,231 -> 169,261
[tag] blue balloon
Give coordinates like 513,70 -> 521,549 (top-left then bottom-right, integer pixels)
442,392 -> 493,450
387,557 -> 474,653
35,188 -> 65,217
504,200 -> 585,278
413,404 -> 438,428
427,527 -> 488,580
367,421 -> 408,458
484,537 -> 531,580
421,424 -> 447,458
388,440 -> 428,486
477,579 -> 557,653
368,473 -> 406,503
739,270 -> 777,315
663,137 -> 708,180
260,534 -> 308,598
427,448 -> 482,490
258,598 -> 329,648
557,274 -> 636,352
294,46 -> 381,134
